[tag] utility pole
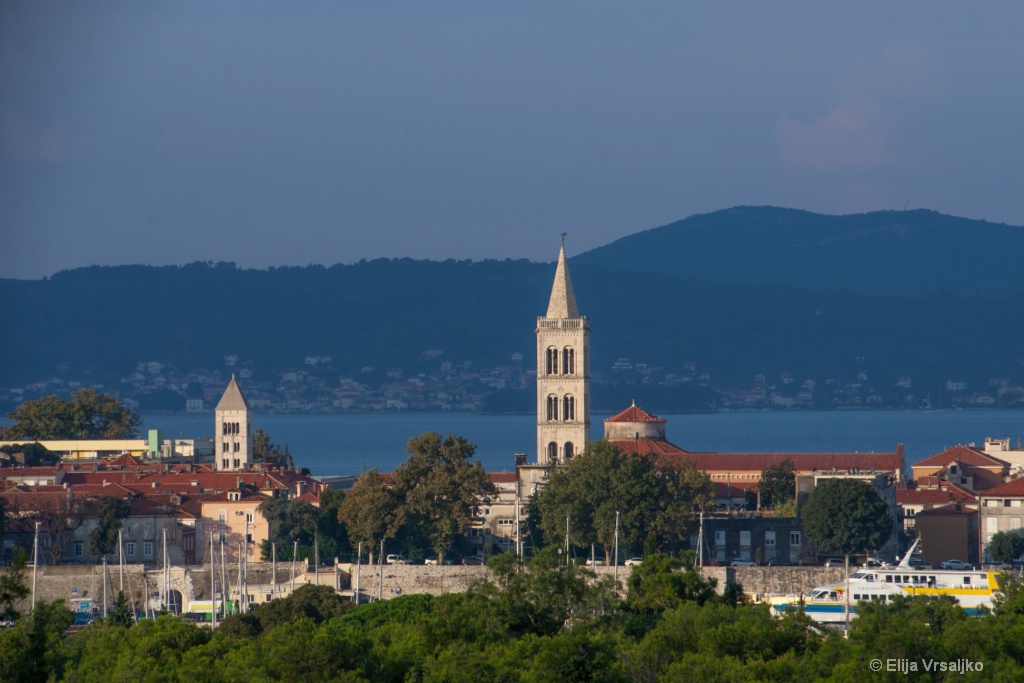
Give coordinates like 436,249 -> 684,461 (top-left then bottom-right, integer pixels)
614,510 -> 620,584
32,521 -> 40,612
210,531 -> 217,628
355,541 -> 362,604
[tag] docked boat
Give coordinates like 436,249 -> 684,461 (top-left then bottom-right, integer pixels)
770,541 -> 1002,624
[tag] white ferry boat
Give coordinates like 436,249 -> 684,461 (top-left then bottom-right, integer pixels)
771,542 -> 1002,624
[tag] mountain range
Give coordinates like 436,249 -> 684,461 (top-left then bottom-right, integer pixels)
2,206 -> 1023,406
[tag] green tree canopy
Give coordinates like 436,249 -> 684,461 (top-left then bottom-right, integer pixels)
987,530 -> 1024,564
758,458 -> 796,509
87,495 -> 132,557
535,440 -> 711,560
337,469 -> 399,553
802,478 -> 891,557
1,389 -> 142,440
390,432 -> 496,560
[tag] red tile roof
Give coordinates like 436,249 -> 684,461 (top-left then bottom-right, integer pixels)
916,503 -> 973,516
659,449 -> 904,475
980,477 -> 1024,497
605,403 -> 666,424
489,472 -> 517,484
913,445 -> 1009,470
897,488 -> 961,505
611,440 -> 689,456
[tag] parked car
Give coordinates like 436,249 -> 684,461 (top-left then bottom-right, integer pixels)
461,556 -> 484,566
385,554 -> 410,565
730,559 -> 756,567
907,558 -> 932,570
423,556 -> 452,565
940,559 -> 973,570
823,558 -> 845,567
624,557 -> 644,567
862,558 -> 892,568
766,558 -> 794,566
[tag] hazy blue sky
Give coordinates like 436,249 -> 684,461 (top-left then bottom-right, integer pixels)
2,2 -> 1022,279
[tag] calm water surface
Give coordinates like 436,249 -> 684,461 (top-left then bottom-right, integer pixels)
142,410 -> 1024,476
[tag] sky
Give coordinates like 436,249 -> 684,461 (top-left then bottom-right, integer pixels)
2,2 -> 1022,280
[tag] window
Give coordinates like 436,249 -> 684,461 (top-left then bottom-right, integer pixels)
563,347 -> 575,375
222,441 -> 229,453
234,441 -> 240,452
233,459 -> 240,468
221,459 -> 228,469
1012,518 -> 1021,530
546,347 -> 559,375
564,442 -> 573,460
245,512 -> 254,524
143,542 -> 153,557
987,517 -> 999,533
126,542 -> 135,557
218,533 -> 226,544
547,442 -> 558,462
73,542 -> 83,557
714,530 -> 726,546
1006,500 -> 1013,507
764,531 -> 776,547
563,395 -> 575,421
740,531 -> 751,547
547,395 -> 558,421
218,510 -> 227,523
125,524 -> 134,535
790,531 -> 801,547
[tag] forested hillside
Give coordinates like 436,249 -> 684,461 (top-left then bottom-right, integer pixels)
3,208 -> 1024,403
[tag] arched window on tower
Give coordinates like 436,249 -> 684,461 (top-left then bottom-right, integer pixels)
547,394 -> 558,421
547,442 -> 558,462
546,347 -> 559,376
564,442 -> 574,461
563,347 -> 575,375
563,395 -> 575,421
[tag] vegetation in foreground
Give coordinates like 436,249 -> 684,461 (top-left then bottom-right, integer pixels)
3,552 -> 1024,682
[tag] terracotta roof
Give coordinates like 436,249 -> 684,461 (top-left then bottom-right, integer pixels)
605,403 -> 666,424
913,445 -> 1009,470
611,440 -> 689,456
980,477 -> 1024,497
489,472 -> 517,484
916,503 -> 973,516
658,449 -> 903,475
107,453 -> 145,468
897,488 -> 960,505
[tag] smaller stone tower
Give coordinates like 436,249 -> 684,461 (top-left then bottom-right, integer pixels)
215,374 -> 252,471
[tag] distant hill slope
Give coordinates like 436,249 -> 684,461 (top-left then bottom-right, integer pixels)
573,207 -> 1024,297
2,256 -> 1024,397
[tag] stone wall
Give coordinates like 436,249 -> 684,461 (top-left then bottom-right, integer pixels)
5,562 -> 848,613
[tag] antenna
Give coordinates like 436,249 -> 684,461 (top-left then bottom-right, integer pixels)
560,232 -> 567,247
902,199 -> 910,211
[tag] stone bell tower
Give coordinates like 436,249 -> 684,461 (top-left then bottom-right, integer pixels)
536,237 -> 590,465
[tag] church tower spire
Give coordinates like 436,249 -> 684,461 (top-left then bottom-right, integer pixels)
215,374 -> 252,472
536,238 -> 590,465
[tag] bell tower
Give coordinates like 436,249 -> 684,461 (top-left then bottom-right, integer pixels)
536,236 -> 590,465
215,374 -> 252,471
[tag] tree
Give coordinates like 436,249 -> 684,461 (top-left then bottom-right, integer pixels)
0,549 -> 30,622
252,429 -> 294,468
87,495 -> 132,558
1,389 -> 142,440
535,441 -> 707,561
759,459 -> 796,509
802,479 -> 890,558
337,469 -> 399,560
389,432 -> 496,561
0,444 -> 58,467
6,492 -> 87,565
987,530 -> 1024,564
257,497 -> 318,560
